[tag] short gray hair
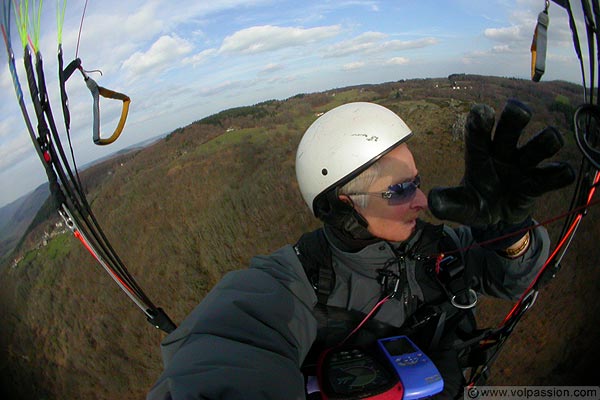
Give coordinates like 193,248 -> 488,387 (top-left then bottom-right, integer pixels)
338,162 -> 381,209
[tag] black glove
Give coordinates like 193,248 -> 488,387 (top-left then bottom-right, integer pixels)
428,99 -> 576,231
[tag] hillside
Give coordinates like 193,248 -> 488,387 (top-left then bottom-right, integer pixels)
0,75 -> 598,399
0,184 -> 49,263
4,148 -> 147,270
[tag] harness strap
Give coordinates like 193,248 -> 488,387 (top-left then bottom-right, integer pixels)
294,228 -> 334,304
429,310 -> 446,349
296,223 -> 478,348
434,227 -> 477,310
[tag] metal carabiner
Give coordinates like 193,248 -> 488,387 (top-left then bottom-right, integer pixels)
451,288 -> 478,310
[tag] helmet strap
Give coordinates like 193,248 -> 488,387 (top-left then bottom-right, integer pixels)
316,190 -> 374,240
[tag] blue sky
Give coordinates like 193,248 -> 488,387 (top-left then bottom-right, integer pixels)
0,0 -> 589,207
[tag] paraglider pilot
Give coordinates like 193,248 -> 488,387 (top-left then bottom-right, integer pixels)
148,100 -> 575,399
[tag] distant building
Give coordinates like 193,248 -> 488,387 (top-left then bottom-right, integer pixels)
12,256 -> 23,269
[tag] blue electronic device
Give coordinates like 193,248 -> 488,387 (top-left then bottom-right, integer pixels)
377,336 -> 444,400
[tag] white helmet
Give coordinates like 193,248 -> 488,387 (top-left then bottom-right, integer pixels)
296,102 -> 413,217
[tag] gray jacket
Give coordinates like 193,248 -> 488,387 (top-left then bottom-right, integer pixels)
147,223 -> 549,399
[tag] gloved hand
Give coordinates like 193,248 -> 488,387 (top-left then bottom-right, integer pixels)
428,99 -> 576,231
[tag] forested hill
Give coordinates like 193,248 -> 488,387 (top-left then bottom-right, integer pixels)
0,184 -> 49,263
1,75 -> 598,399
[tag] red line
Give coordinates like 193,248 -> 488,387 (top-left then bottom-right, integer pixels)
27,34 -> 34,52
501,171 -> 599,325
586,171 -> 599,203
501,214 -> 582,325
1,24 -> 8,45
72,230 -> 136,296
340,294 -> 392,346
425,196 -> 600,263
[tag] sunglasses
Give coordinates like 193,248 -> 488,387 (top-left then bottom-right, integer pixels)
346,175 -> 421,204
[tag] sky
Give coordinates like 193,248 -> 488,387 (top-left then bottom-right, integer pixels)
0,0 -> 591,207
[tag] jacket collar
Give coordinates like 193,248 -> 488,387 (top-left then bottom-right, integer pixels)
324,220 -> 426,253
323,221 -> 427,279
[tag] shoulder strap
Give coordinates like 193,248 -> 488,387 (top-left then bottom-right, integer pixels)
438,227 -> 477,310
294,228 -> 335,304
412,221 -> 445,254
409,223 -> 479,348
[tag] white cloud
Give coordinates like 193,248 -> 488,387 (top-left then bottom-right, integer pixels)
547,53 -> 575,63
59,2 -> 165,74
259,63 -> 285,75
326,33 -> 438,57
357,31 -> 388,42
219,25 -> 342,54
0,58 -> 29,108
483,2 -> 576,51
326,32 -> 387,57
342,61 -> 365,71
339,55 -> 408,71
198,80 -> 240,96
0,117 -> 16,140
0,64 -> 12,94
461,50 -> 487,65
492,44 -> 513,53
484,25 -> 523,42
385,57 -> 409,65
123,2 -> 165,41
461,56 -> 480,65
383,37 -> 438,51
183,48 -> 218,67
163,0 -> 274,25
0,131 -> 31,170
122,35 -> 194,77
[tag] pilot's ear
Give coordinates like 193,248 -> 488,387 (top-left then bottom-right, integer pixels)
338,194 -> 354,207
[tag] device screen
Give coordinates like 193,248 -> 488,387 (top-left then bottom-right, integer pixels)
382,337 -> 417,356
